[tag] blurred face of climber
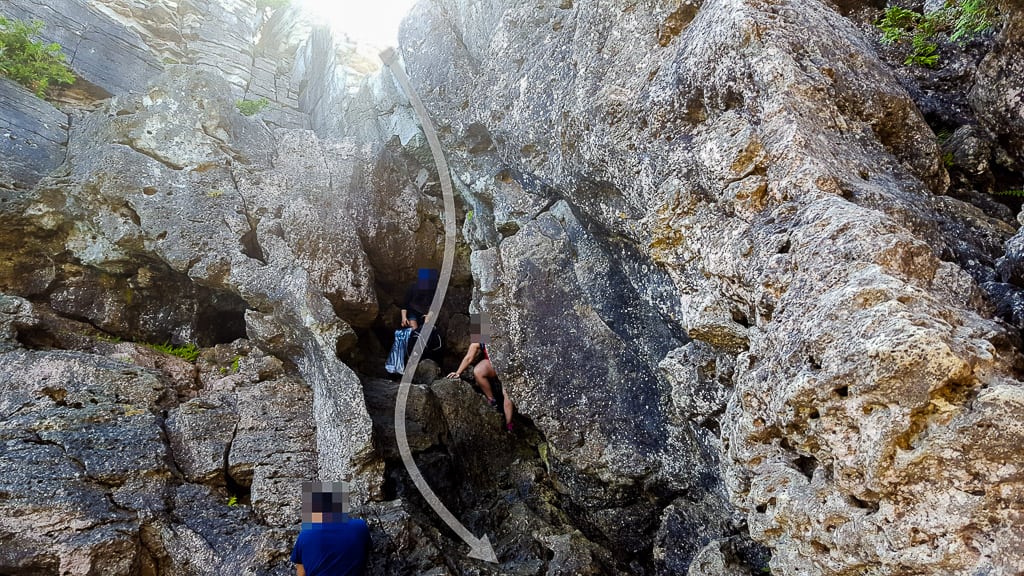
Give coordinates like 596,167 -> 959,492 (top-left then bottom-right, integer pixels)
417,268 -> 438,290
301,481 -> 349,524
470,312 -> 490,344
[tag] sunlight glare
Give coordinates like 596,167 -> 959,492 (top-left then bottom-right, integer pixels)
295,0 -> 417,48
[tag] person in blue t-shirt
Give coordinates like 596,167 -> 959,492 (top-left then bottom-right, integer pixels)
291,481 -> 370,576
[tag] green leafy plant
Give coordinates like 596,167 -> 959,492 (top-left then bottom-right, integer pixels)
227,495 -> 238,507
206,189 -> 225,198
992,189 -> 1024,197
942,151 -> 955,168
950,0 -> 996,42
877,6 -> 921,44
906,33 -> 940,66
144,341 -> 201,362
0,16 -> 75,98
235,97 -> 269,116
875,1 -> 998,67
231,355 -> 241,373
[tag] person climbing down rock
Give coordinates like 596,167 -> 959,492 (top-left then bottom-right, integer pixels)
291,481 -> 370,576
386,268 -> 439,375
446,312 -> 515,432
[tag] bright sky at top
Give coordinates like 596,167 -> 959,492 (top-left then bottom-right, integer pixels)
295,0 -> 418,48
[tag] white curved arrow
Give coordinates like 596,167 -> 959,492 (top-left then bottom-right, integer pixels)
379,47 -> 498,564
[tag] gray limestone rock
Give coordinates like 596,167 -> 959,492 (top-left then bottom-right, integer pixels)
229,375 -> 317,527
0,348 -> 171,575
362,377 -> 447,459
0,79 -> 69,190
394,0 -> 1024,573
970,8 -> 1024,166
0,293 -> 37,352
19,65 -> 380,503
5,0 -> 1024,573
166,395 -> 239,484
4,0 -> 163,96
147,483 -> 294,576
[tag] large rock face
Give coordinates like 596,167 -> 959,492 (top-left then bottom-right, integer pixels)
0,300 -> 309,575
4,0 -> 1024,574
391,0 -> 1024,573
22,65 -> 385,499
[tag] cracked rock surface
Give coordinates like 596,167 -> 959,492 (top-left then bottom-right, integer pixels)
3,0 -> 1024,574
0,300 -> 308,574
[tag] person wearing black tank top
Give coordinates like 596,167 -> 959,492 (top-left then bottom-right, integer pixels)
447,312 -> 514,432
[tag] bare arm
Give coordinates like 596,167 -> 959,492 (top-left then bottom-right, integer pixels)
296,565 -> 305,576
446,343 -> 480,378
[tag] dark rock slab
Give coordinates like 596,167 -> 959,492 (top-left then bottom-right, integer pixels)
971,8 -> 1024,165
0,79 -> 68,189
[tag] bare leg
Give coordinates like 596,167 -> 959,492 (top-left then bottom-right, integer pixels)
473,359 -> 496,402
503,395 -> 514,427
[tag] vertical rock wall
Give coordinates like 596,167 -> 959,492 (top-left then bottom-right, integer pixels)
3,0 -> 1024,573
394,0 -> 1024,573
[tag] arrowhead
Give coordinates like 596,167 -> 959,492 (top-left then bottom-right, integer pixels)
467,535 -> 498,563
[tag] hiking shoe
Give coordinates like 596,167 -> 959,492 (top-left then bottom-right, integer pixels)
505,422 -> 514,433
488,397 -> 497,407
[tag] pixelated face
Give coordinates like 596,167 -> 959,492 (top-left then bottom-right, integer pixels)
301,481 -> 350,523
417,268 -> 439,289
470,312 -> 491,344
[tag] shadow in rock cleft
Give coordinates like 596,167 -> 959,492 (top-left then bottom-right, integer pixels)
357,373 -> 625,574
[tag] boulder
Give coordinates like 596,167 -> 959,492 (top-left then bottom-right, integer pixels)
362,377 -> 447,459
0,348 -> 171,575
166,395 -> 239,484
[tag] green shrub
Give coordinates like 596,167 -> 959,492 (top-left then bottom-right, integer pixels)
875,1 -> 998,67
877,6 -> 921,44
949,0 -> 996,42
0,16 -> 75,98
235,97 -> 269,116
906,34 -> 940,67
145,341 -> 201,362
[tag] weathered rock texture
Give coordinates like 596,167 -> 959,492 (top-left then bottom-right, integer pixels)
0,79 -> 69,190
0,299 -> 308,575
4,0 -> 1024,574
385,0 -> 1024,574
0,39 -> 460,572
